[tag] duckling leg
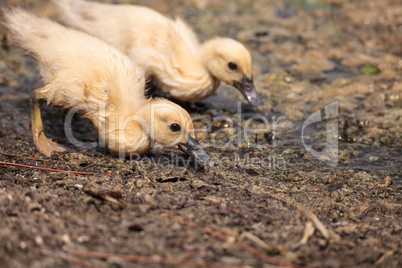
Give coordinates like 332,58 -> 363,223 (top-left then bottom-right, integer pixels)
30,88 -> 66,157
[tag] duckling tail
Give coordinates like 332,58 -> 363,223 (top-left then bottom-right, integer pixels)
1,7 -> 54,54
53,0 -> 97,34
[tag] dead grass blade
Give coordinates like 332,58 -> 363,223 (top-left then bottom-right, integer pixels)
168,214 -> 306,268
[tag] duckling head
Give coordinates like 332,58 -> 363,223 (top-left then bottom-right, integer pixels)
201,38 -> 263,108
147,99 -> 212,166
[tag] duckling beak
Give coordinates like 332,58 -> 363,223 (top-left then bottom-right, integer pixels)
179,134 -> 213,166
234,74 -> 264,109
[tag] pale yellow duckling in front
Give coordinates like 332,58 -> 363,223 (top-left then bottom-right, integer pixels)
2,8 -> 211,165
54,0 -> 264,108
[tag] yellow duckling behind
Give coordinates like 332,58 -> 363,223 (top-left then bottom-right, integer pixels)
54,0 -> 264,108
2,8 -> 211,165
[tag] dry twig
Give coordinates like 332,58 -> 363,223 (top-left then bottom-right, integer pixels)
0,150 -> 49,162
375,250 -> 395,265
297,206 -> 330,240
1,161 -> 96,175
14,176 -> 34,186
36,248 -> 99,268
239,232 -> 269,250
64,248 -> 240,268
84,189 -> 126,207
292,221 -> 315,249
369,176 -> 393,189
168,215 -> 306,268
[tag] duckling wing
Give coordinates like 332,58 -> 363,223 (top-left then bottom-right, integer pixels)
3,8 -> 146,113
54,0 -> 212,96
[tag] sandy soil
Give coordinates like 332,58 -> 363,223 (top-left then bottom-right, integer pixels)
0,0 -> 401,267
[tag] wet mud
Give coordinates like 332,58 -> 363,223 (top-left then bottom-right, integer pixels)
0,0 -> 401,267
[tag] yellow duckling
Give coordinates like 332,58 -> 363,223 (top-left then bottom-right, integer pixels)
2,8 -> 211,165
54,0 -> 264,108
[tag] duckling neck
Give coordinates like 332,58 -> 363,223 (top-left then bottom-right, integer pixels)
158,53 -> 220,102
94,106 -> 152,156
200,40 -> 222,84
134,104 -> 152,134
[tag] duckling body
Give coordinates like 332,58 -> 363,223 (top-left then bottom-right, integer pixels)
2,8 -> 211,164
55,0 -> 263,107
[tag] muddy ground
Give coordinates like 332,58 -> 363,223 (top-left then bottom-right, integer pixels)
0,0 -> 401,267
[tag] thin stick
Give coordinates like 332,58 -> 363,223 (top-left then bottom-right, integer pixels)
239,232 -> 269,250
67,249 -> 193,265
292,221 -> 315,249
36,248 -> 99,268
0,150 -> 49,162
65,249 -> 240,268
14,176 -> 34,186
297,206 -> 329,240
167,215 -> 306,268
0,161 -> 92,175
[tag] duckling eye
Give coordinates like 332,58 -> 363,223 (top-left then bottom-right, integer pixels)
170,123 -> 181,132
228,62 -> 238,71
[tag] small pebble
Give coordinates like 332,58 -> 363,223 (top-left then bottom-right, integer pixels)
62,234 -> 71,245
35,236 -> 44,245
74,184 -> 83,189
